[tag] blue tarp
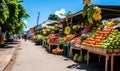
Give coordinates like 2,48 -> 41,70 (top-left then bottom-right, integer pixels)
0,32 -> 3,34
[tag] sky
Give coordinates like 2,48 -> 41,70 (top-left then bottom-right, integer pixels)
22,0 -> 120,30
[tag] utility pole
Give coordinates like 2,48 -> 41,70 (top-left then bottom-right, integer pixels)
37,12 -> 40,26
35,12 -> 40,34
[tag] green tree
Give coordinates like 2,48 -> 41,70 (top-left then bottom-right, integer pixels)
0,0 -> 29,34
65,11 -> 72,17
48,14 -> 61,21
0,0 -> 9,24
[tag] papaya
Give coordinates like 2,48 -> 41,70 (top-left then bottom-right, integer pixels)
73,53 -> 79,62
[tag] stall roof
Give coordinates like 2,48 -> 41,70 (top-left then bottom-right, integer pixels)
46,20 -> 59,26
98,5 -> 120,19
63,5 -> 120,21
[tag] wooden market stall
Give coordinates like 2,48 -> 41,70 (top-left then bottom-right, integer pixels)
67,5 -> 120,71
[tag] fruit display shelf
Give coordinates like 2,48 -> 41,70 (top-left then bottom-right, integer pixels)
80,44 -> 120,71
46,40 -> 60,52
81,45 -> 120,54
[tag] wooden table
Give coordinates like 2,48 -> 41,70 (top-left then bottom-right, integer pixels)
70,44 -> 82,58
80,45 -> 120,71
47,42 -> 59,52
70,44 -> 120,71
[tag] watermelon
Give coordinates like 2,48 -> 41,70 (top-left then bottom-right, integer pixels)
78,56 -> 83,62
73,53 -> 79,62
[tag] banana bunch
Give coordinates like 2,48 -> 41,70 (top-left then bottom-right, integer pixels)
112,20 -> 120,24
104,20 -> 120,27
93,6 -> 102,21
64,27 -> 71,35
111,20 -> 120,26
72,24 -> 81,30
72,25 -> 77,29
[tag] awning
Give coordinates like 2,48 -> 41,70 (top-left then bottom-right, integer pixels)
63,5 -> 120,21
97,5 -> 120,19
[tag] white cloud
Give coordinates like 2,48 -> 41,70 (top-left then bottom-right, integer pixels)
55,9 -> 66,19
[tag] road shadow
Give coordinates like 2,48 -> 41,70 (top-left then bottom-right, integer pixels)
67,62 -> 104,71
0,41 -> 19,48
0,44 -> 14,48
4,41 -> 19,44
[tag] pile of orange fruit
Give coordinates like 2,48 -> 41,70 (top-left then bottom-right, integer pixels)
82,28 -> 115,48
65,34 -> 75,41
52,47 -> 64,54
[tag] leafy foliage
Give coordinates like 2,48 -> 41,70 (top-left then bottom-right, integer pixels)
65,11 -> 72,17
48,14 -> 61,21
0,0 -> 9,24
0,0 -> 29,34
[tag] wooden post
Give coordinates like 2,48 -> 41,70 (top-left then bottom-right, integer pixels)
105,55 -> 109,71
70,47 -> 73,58
87,51 -> 89,65
80,49 -> 82,56
99,55 -> 101,63
111,55 -> 114,71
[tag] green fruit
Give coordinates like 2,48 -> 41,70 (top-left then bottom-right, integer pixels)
47,28 -> 51,32
55,24 -> 58,27
51,31 -> 55,34
58,37 -> 65,44
43,31 -> 46,35
73,53 -> 79,62
84,54 -> 88,62
78,56 -> 83,62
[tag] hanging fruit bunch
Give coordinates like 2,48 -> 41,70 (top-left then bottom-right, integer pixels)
64,27 -> 71,35
82,0 -> 102,24
93,6 -> 102,21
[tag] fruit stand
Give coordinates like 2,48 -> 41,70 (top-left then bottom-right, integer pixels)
32,2 -> 120,71
63,3 -> 120,71
47,42 -> 60,52
81,45 -> 120,71
69,28 -> 120,71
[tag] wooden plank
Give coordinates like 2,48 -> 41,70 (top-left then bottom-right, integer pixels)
111,55 -> 114,71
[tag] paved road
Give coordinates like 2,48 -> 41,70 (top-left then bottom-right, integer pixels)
11,40 -> 86,71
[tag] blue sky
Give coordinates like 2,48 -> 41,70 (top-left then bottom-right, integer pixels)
22,0 -> 120,30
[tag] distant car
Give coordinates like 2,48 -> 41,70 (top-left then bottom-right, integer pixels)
5,34 -> 14,42
9,35 -> 14,41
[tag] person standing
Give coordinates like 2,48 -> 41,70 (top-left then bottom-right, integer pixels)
24,34 -> 27,41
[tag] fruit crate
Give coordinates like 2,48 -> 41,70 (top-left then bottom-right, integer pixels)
52,52 -> 63,55
113,49 -> 120,53
106,49 -> 120,54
